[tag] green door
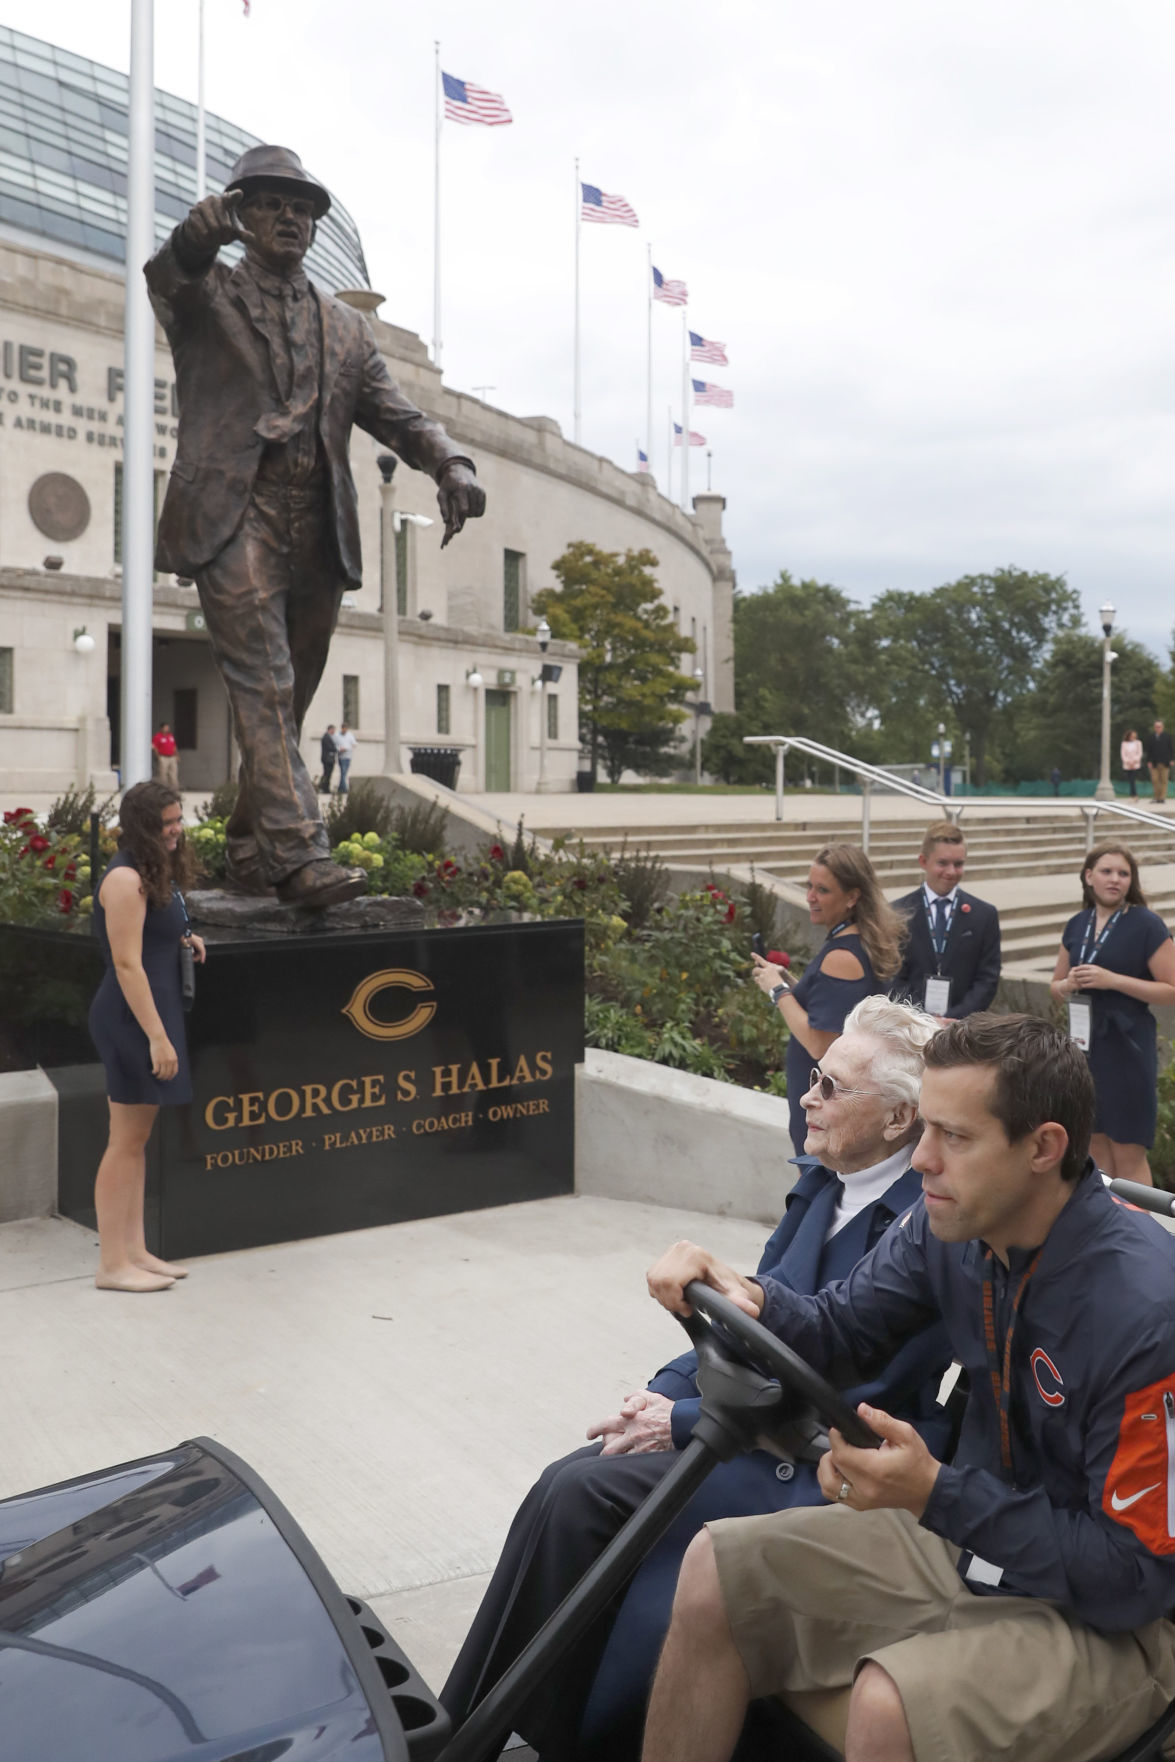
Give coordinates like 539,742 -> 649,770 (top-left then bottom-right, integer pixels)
484,689 -> 512,790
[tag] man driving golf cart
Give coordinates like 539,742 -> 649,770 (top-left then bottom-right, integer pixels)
640,1013 -> 1175,1762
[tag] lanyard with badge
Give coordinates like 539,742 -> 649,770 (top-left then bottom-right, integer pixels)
922,891 -> 955,1016
1067,907 -> 1122,1050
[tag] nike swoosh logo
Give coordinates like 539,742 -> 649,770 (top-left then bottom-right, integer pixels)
1111,1482 -> 1162,1511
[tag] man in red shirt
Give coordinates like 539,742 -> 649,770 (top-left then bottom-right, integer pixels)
152,722 -> 179,789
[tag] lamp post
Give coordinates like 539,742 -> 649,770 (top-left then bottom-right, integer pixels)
536,616 -> 551,789
1095,601 -> 1117,802
377,457 -> 399,774
466,666 -> 484,791
694,666 -> 705,785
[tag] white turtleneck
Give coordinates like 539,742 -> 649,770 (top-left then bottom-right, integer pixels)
826,1145 -> 914,1238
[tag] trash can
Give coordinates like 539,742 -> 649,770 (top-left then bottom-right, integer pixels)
575,770 -> 595,793
409,747 -> 462,789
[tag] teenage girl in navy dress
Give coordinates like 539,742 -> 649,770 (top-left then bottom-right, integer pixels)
1050,842 -> 1175,1186
751,842 -> 906,1153
89,781 -> 206,1291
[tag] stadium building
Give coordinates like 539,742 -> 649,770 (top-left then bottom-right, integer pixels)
0,26 -> 734,796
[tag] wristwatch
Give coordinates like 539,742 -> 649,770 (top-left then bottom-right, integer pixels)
769,980 -> 790,1005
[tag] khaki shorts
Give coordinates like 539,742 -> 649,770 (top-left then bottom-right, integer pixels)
708,1504 -> 1175,1762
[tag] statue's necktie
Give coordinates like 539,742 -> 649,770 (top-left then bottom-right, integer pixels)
255,280 -> 319,443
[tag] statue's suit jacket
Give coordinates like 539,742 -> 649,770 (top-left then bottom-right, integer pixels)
145,231 -> 465,584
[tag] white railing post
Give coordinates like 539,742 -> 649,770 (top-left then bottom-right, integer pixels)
774,743 -> 785,823
861,780 -> 872,854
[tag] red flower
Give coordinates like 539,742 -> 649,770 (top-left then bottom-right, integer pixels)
27,834 -> 50,853
767,949 -> 791,968
724,902 -> 736,924
412,879 -> 430,898
436,858 -> 459,881
57,888 -> 74,914
574,876 -> 588,891
488,843 -> 505,862
44,853 -> 57,870
64,861 -> 77,881
961,902 -> 971,913
3,808 -> 33,824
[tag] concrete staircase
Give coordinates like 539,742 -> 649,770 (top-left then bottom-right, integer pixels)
532,809 -> 1175,980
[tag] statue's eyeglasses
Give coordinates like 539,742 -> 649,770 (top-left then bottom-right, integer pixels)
246,194 -> 315,219
808,1067 -> 883,1103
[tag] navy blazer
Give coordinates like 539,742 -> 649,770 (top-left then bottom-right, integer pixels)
578,1159 -> 953,1756
647,1156 -> 951,1451
889,886 -> 1001,1018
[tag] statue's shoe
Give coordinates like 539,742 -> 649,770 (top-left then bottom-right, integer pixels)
275,860 -> 368,911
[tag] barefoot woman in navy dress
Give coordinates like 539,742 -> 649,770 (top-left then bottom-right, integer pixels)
1051,842 -> 1175,1186
89,781 -> 206,1290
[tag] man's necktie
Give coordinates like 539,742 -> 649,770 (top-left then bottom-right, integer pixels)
934,897 -> 949,943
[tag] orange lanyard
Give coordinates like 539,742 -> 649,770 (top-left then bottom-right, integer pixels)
982,1247 -> 1043,1477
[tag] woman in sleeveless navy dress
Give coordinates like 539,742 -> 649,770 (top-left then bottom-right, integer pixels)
751,843 -> 907,1153
1050,842 -> 1175,1186
89,781 -> 206,1291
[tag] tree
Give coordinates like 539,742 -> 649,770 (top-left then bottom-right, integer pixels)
863,567 -> 1080,784
1011,629 -> 1159,782
532,543 -> 697,784
729,573 -> 871,754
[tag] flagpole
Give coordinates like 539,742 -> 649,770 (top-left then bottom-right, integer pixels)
680,308 -> 691,512
195,0 -> 206,199
123,0 -> 156,789
432,41 -> 442,370
667,403 -> 673,504
573,157 -> 581,445
645,243 -> 653,481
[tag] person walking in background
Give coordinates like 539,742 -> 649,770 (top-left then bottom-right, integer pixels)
751,842 -> 903,1154
319,723 -> 338,794
889,820 -> 1001,1021
1146,719 -> 1173,804
88,782 -> 205,1291
1050,764 -> 1062,795
1050,842 -> 1175,1185
151,721 -> 179,789
335,722 -> 357,793
1120,727 -> 1143,798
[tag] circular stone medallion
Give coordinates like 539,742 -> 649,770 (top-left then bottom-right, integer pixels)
29,473 -> 91,543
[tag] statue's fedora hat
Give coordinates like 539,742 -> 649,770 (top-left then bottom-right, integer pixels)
225,145 -> 331,218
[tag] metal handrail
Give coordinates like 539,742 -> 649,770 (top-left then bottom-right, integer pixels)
743,733 -> 1175,855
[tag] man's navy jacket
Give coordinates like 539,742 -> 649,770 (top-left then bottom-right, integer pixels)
889,887 -> 1001,1019
756,1166 -> 1175,1631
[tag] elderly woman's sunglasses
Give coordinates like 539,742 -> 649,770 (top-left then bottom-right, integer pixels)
808,1067 -> 883,1102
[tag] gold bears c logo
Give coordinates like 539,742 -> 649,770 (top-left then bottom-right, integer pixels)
342,969 -> 437,1042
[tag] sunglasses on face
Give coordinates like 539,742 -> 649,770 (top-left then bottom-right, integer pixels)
808,1067 -> 883,1103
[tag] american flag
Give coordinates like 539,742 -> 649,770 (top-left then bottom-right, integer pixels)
442,72 -> 513,126
690,331 -> 728,366
674,423 -> 706,447
653,266 -> 688,306
581,183 -> 639,227
692,378 -> 733,409
637,448 -> 650,472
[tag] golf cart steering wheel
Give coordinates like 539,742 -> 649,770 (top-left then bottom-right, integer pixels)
680,1280 -> 882,1451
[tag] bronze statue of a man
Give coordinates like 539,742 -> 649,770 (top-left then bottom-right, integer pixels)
145,145 -> 485,909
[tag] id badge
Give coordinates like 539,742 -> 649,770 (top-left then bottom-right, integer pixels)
1068,999 -> 1092,1050
923,976 -> 951,1016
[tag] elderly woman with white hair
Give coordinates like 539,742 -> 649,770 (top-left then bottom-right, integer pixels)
442,997 -> 952,1762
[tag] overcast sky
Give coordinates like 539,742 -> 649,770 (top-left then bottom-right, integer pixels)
11,1 -> 1175,657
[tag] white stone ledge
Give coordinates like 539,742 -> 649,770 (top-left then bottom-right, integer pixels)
575,1048 -> 795,1226
0,1068 -> 57,1223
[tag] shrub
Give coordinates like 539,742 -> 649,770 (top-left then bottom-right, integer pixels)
197,778 -> 240,823
324,779 -> 398,843
331,832 -> 430,897
45,783 -> 116,837
189,816 -> 229,883
739,869 -> 780,949
0,808 -> 90,925
609,842 -> 671,930
390,796 -> 450,855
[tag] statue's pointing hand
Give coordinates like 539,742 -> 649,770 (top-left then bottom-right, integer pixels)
436,461 -> 486,548
183,188 -> 256,256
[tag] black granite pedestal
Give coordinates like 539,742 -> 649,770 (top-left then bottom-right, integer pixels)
0,917 -> 584,1258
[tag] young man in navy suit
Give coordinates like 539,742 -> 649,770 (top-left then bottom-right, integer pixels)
889,821 -> 1001,1022
441,998 -> 951,1761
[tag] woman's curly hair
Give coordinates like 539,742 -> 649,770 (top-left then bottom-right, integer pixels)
116,781 -> 194,909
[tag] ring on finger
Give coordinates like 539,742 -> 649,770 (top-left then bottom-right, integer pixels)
837,1479 -> 852,1503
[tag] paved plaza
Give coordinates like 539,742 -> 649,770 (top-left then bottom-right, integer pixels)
0,1194 -> 765,1693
